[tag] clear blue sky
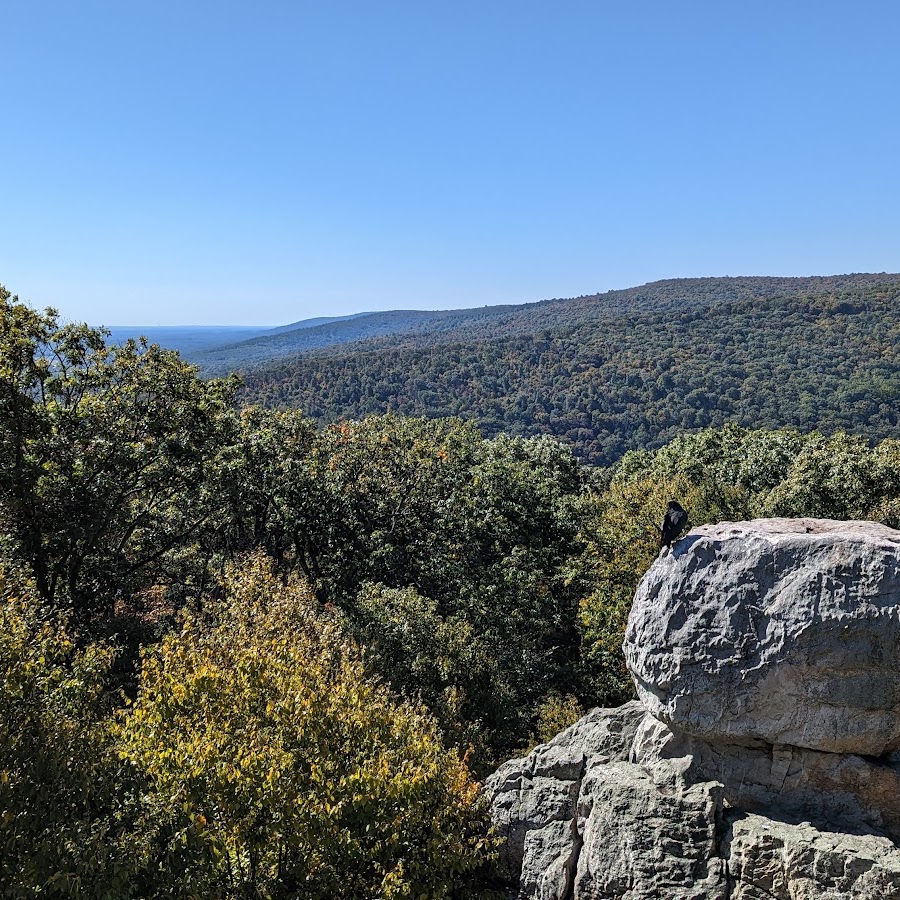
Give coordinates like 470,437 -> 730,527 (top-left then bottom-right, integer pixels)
2,1 -> 898,325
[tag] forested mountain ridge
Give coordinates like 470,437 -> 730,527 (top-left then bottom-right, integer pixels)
200,273 -> 898,374
238,274 -> 900,465
195,306 -> 526,372
7,282 -> 900,896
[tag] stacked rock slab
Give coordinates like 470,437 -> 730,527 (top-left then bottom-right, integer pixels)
486,519 -> 900,899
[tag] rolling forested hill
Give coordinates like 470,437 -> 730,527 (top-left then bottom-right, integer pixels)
194,305 -> 537,372
235,275 -> 900,466
202,275 -> 871,373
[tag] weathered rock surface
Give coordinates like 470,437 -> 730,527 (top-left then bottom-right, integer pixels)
632,713 -> 900,843
487,700 -> 644,894
487,519 -> 900,899
574,759 -> 727,899
724,813 -> 900,899
624,518 -> 900,756
488,707 -> 900,899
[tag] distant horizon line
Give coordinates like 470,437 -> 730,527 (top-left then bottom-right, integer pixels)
90,271 -> 900,330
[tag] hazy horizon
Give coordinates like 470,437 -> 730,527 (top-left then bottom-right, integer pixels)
94,268 -> 900,336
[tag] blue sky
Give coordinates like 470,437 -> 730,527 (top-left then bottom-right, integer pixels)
2,1 -> 898,325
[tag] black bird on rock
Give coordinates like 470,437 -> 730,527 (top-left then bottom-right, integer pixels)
659,500 -> 688,550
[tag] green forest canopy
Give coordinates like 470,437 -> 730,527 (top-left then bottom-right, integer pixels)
3,283 -> 900,896
236,275 -> 900,465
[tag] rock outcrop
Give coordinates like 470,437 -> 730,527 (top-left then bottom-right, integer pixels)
625,518 -> 900,756
487,518 -> 900,899
489,702 -> 644,899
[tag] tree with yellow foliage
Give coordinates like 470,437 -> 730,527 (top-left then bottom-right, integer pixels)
119,555 -> 499,898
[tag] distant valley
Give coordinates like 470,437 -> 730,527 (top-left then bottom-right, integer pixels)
103,313 -> 370,360
107,274 -> 900,467
104,325 -> 270,355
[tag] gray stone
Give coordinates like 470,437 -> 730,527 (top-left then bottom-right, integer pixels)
724,812 -> 900,899
632,711 -> 900,843
624,518 -> 900,755
545,700 -> 646,760
519,819 -> 580,900
483,701 -> 644,891
488,774 -> 580,880
574,760 -> 727,899
488,705 -> 900,900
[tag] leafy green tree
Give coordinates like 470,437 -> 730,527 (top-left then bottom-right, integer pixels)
530,692 -> 584,747
212,413 -> 589,763
869,439 -> 900,527
760,431 -> 894,520
207,406 -> 325,580
0,567 -> 153,898
0,287 -> 239,621
349,583 -> 512,765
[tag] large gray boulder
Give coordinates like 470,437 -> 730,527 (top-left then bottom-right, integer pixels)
624,518 -> 900,756
487,518 -> 900,899
487,706 -> 900,900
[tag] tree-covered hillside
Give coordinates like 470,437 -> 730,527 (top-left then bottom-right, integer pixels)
195,306 -> 522,373
239,275 -> 900,464
6,282 -> 900,896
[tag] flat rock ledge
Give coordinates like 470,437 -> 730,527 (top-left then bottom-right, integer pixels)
487,519 -> 900,899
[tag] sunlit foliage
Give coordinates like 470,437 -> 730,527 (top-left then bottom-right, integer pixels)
211,412 -> 588,765
120,556 -> 499,898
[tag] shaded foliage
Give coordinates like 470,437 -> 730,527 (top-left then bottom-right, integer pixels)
0,568 -> 156,898
0,555 -> 501,898
0,287 -> 239,621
